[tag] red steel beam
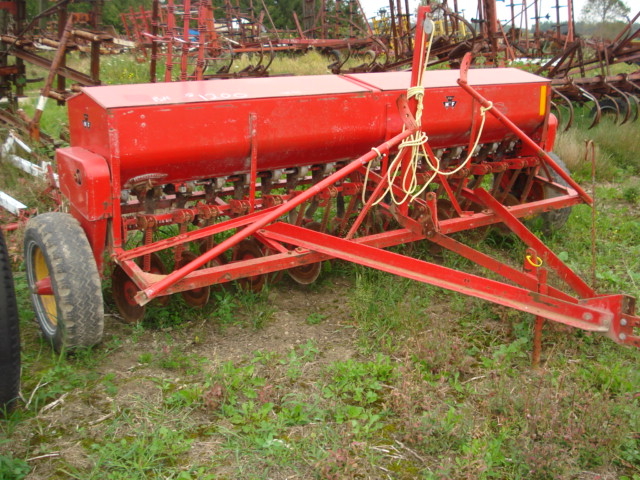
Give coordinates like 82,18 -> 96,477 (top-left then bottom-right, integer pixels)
429,231 -> 577,304
133,128 -> 416,305
457,52 -> 593,206
261,222 -> 611,333
474,187 -> 595,298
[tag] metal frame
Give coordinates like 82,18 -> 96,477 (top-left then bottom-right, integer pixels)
41,6 -> 640,353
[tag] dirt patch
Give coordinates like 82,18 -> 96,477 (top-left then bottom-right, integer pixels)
5,274 -> 362,479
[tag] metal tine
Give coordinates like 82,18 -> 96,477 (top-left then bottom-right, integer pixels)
262,41 -> 275,72
602,93 -> 621,124
618,76 -> 640,122
342,43 -> 354,72
374,37 -> 391,70
627,93 -> 640,122
577,85 -> 601,129
552,87 -> 574,131
618,92 -> 632,125
606,83 -> 632,125
241,47 -> 261,74
254,42 -> 265,70
329,45 -> 351,74
364,48 -> 379,70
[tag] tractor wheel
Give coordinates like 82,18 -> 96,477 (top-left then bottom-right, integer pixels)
24,213 -> 104,352
0,229 -> 20,413
539,153 -> 572,234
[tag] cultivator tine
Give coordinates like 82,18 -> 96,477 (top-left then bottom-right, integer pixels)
577,85 -> 601,129
373,37 -> 391,71
602,94 -> 621,124
608,83 -> 633,125
331,47 -> 350,74
551,87 -> 574,131
252,46 -> 265,73
262,41 -> 275,73
364,49 -> 379,70
628,93 -> 640,123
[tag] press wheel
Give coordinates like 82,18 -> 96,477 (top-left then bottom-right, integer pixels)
176,250 -> 211,307
111,265 -> 145,324
288,222 -> 322,285
111,253 -> 167,323
232,239 -> 266,292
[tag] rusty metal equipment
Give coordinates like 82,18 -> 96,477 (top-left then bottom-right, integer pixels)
539,10 -> 640,129
449,0 -> 640,128
0,0 -> 115,141
137,0 -> 382,80
23,7 -> 639,356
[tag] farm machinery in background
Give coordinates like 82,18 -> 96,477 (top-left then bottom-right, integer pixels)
19,7 -> 639,363
0,0 -> 117,230
0,0 -> 118,142
121,0 -> 384,81
417,0 -> 640,129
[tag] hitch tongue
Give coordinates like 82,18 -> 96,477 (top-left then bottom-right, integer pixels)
580,294 -> 640,347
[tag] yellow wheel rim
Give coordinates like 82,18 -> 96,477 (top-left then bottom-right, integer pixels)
33,247 -> 57,326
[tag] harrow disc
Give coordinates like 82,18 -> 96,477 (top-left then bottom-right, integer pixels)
232,239 -> 266,292
112,253 -> 166,323
361,208 -> 394,236
176,250 -> 211,307
111,265 -> 146,324
288,222 -> 322,285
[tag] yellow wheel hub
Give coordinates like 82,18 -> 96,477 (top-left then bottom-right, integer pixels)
33,248 -> 57,326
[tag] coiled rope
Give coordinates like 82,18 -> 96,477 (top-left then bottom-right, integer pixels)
364,17 -> 493,206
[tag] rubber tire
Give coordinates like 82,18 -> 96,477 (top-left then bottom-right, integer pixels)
540,153 -> 572,234
24,213 -> 104,352
0,229 -> 20,413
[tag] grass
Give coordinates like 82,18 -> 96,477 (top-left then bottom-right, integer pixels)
554,106 -> 640,181
1,53 -> 640,479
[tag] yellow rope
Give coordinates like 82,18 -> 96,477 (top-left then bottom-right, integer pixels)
363,17 -> 494,207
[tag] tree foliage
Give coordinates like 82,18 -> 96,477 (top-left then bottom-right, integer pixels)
24,0 -> 152,33
581,0 -> 630,24
251,0 -> 303,31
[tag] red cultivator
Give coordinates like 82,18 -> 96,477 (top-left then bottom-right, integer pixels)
24,7 -> 639,356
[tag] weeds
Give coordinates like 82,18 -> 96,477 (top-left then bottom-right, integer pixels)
0,444 -> 29,480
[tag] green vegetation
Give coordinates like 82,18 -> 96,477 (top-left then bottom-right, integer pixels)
1,53 -> 639,479
555,105 -> 640,181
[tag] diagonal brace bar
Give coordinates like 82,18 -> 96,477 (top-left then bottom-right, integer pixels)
457,52 -> 593,206
474,187 -> 595,298
261,222 -> 611,332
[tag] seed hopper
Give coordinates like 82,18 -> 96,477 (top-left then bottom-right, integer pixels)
24,7 -> 640,358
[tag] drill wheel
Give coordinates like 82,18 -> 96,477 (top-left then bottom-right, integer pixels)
176,250 -> 211,307
288,222 -> 323,285
232,239 -> 267,293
